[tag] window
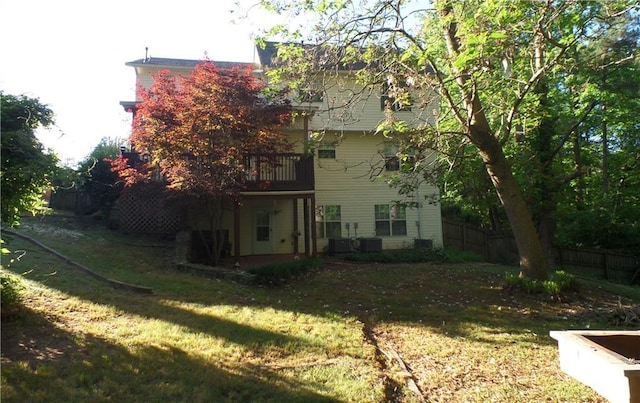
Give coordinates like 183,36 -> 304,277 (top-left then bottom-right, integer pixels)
381,81 -> 412,111
375,204 -> 407,236
299,88 -> 324,103
318,142 -> 336,159
383,142 -> 400,172
316,205 -> 342,238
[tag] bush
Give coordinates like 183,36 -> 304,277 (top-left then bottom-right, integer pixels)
504,270 -> 577,300
248,256 -> 323,286
339,248 -> 448,264
1,270 -> 24,318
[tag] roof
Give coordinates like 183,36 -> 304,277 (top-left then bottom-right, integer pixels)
125,57 -> 258,70
125,42 -> 430,73
257,41 -> 373,71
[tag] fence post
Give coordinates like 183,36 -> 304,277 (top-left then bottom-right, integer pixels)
603,252 -> 609,280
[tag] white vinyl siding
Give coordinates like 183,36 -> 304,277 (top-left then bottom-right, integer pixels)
298,73 -> 438,133
313,131 -> 443,250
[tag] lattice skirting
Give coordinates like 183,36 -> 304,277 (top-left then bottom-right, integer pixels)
118,193 -> 183,234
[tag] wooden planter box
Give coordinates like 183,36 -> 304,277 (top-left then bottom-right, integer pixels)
550,330 -> 640,403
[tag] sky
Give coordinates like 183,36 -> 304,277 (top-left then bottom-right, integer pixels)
1,0 -> 279,167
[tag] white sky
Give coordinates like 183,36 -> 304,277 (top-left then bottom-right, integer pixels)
1,0 -> 279,167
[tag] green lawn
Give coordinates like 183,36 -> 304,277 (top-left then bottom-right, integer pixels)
2,214 -> 637,402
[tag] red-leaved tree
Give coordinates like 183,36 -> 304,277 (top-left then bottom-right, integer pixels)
113,61 -> 292,264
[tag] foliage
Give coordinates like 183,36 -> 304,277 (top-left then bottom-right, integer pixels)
76,137 -> 125,215
111,61 -> 292,265
113,62 -> 292,194
436,3 -> 640,251
339,247 -> 448,264
247,256 -> 323,285
444,248 -> 486,263
1,91 -> 59,225
255,1 -> 638,280
504,270 -> 578,300
0,270 -> 24,317
1,242 -> 25,318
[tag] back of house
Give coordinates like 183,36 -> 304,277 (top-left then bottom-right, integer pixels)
119,43 -> 443,262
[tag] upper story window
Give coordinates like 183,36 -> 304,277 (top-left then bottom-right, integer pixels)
381,80 -> 412,112
375,203 -> 407,236
383,142 -> 400,172
316,205 -> 342,238
318,142 -> 336,159
299,88 -> 324,103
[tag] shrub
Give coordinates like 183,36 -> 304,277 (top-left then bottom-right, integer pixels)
340,248 -> 448,264
1,270 -> 24,318
503,270 -> 577,300
248,256 -> 323,286
444,249 -> 485,263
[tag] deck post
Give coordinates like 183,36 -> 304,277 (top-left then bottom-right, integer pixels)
233,201 -> 240,264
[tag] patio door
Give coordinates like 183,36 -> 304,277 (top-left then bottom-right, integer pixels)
253,207 -> 273,254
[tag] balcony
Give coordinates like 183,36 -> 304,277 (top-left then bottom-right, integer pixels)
119,151 -> 315,192
244,153 -> 315,192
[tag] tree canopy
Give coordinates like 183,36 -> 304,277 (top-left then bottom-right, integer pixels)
254,0 -> 639,279
1,92 -> 59,225
113,61 -> 292,198
76,137 -> 126,215
111,61 -> 292,264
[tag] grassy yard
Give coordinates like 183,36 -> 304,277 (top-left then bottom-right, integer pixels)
2,214 -> 638,402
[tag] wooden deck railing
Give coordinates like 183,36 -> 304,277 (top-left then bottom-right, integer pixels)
119,151 -> 315,192
243,153 -> 315,191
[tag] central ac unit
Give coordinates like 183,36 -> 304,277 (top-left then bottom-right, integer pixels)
328,238 -> 352,254
360,237 -> 382,253
414,239 -> 433,250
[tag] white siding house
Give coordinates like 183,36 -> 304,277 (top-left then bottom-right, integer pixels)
120,43 -> 443,261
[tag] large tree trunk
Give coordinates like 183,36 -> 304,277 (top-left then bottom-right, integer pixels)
469,114 -> 549,280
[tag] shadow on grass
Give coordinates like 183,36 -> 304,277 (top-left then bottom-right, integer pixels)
6,224 -> 635,352
1,306 -> 338,402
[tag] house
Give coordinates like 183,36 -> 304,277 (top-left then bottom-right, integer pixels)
119,43 -> 443,264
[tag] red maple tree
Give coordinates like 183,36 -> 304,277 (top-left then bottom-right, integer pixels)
113,61 -> 292,264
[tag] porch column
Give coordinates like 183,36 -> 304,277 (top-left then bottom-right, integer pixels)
233,201 -> 240,264
303,198 -> 310,257
310,193 -> 317,255
293,199 -> 299,254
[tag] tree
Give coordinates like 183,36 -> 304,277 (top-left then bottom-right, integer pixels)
254,0 -> 637,280
1,92 -> 59,226
112,61 -> 291,265
76,137 -> 125,216
553,16 -> 640,251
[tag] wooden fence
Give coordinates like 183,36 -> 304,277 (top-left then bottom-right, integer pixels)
441,218 -> 639,283
48,190 -> 95,215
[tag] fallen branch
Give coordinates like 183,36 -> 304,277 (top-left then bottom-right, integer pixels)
379,344 -> 426,402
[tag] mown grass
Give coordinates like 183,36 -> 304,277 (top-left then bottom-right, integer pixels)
2,214 -> 638,402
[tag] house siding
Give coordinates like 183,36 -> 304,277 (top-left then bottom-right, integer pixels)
296,73 -> 439,133
312,131 -> 443,252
